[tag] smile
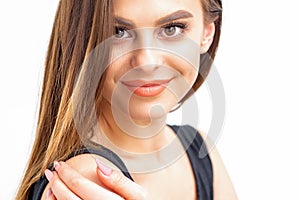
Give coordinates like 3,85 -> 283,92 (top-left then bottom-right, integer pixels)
121,79 -> 172,97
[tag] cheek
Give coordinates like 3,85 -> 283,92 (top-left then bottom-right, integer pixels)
108,58 -> 129,82
102,74 -> 113,102
166,55 -> 199,86
102,65 -> 123,101
161,40 -> 201,86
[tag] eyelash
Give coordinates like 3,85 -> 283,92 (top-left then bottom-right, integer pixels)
114,26 -> 131,39
162,22 -> 188,32
159,22 -> 188,39
114,21 -> 189,40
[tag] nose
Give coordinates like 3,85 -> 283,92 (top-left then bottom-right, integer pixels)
130,48 -> 163,73
129,28 -> 163,72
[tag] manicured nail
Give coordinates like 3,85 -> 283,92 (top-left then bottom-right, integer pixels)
54,161 -> 60,171
45,169 -> 54,181
96,159 -> 112,176
46,188 -> 53,198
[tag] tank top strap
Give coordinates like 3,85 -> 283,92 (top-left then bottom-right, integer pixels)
29,145 -> 133,200
169,125 -> 214,200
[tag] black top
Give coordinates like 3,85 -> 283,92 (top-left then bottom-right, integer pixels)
28,125 -> 213,200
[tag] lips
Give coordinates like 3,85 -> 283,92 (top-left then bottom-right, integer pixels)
121,79 -> 171,97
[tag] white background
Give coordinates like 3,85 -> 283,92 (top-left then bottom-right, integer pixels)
1,0 -> 300,199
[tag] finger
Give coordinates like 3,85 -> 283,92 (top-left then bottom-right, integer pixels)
44,188 -> 56,200
43,171 -> 56,200
45,169 -> 81,200
96,159 -> 147,200
53,161 -> 123,200
48,190 -> 56,200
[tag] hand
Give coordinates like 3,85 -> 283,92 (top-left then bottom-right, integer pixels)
44,160 -> 147,200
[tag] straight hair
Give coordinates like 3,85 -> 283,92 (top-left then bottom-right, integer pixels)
16,0 -> 222,199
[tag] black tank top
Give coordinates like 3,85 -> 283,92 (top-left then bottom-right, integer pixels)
28,125 -> 213,200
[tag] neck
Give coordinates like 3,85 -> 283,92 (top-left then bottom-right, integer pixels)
96,100 -> 175,153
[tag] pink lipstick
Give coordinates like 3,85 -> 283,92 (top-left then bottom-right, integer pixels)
121,79 -> 171,97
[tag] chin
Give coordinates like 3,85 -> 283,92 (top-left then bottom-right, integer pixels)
128,99 -> 175,122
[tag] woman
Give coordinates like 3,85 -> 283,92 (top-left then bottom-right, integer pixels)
17,0 -> 237,199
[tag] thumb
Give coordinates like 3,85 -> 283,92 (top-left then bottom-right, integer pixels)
95,159 -> 147,200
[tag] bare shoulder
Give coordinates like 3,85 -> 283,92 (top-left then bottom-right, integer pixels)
65,153 -> 124,184
65,153 -> 102,184
198,130 -> 238,200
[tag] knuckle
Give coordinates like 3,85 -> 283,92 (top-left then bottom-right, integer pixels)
50,178 -> 59,189
112,171 -> 128,186
132,187 -> 148,200
69,176 -> 82,189
57,164 -> 66,176
50,174 -> 59,187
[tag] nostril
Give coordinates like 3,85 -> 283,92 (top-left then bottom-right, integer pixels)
130,49 -> 163,70
134,64 -> 160,74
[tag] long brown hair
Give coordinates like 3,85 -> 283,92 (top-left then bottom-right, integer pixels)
16,0 -> 113,199
16,0 -> 222,199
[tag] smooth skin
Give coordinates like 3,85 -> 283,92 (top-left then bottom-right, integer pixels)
42,131 -> 237,199
42,0 -> 238,199
43,159 -> 147,199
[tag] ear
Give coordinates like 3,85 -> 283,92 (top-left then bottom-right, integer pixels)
200,22 -> 215,53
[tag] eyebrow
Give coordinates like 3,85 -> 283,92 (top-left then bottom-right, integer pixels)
114,10 -> 193,27
155,10 -> 194,25
114,17 -> 134,27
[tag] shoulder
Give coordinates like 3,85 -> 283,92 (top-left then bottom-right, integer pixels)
65,148 -> 128,183
40,151 -> 124,199
198,130 -> 238,200
40,154 -> 103,198
65,153 -> 111,184
63,146 -> 133,180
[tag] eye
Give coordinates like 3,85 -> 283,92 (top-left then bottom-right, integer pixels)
160,23 -> 187,38
164,26 -> 177,36
114,27 -> 131,39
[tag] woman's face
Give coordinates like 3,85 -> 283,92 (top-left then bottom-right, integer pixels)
102,0 -> 215,124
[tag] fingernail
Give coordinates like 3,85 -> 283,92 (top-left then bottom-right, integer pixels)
96,159 -> 112,176
54,161 -> 60,171
46,188 -> 53,198
45,169 -> 54,181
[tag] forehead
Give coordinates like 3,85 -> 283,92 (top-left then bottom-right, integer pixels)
113,0 -> 203,26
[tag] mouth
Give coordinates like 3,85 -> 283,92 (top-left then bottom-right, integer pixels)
121,79 -> 172,97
